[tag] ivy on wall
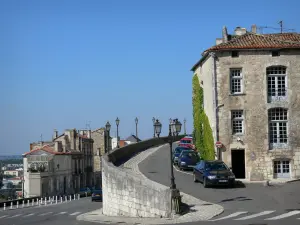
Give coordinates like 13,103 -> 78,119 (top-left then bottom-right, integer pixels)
192,75 -> 215,160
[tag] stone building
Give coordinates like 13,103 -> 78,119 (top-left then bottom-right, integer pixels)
23,128 -> 94,197
191,25 -> 300,181
91,128 -> 111,188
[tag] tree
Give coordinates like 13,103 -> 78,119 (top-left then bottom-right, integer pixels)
192,75 -> 215,160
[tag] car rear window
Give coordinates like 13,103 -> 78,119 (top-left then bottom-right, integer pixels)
180,140 -> 192,144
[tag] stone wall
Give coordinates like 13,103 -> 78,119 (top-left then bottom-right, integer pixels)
102,136 -> 184,218
215,50 -> 300,180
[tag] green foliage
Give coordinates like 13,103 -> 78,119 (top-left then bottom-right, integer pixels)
192,75 -> 215,160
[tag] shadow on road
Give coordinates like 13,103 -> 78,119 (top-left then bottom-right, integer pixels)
219,196 -> 253,203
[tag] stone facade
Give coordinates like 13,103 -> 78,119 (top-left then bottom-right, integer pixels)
91,128 -> 110,188
192,26 -> 300,181
23,149 -> 73,198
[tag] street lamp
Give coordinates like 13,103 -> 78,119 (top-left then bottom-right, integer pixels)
154,119 -> 162,137
115,117 -> 120,148
105,121 -> 111,153
183,118 -> 186,135
22,178 -> 25,198
152,117 -> 156,138
135,117 -> 139,141
154,118 -> 182,189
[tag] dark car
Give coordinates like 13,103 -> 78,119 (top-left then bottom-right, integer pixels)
178,150 -> 200,170
172,146 -> 190,165
193,160 -> 236,188
91,189 -> 102,202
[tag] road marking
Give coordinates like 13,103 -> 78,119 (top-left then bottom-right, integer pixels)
265,210 -> 300,220
234,210 -> 275,220
70,212 -> 81,216
39,212 -> 53,216
24,213 -> 35,217
0,215 -> 7,218
56,212 -> 67,215
8,214 -> 22,218
173,165 -> 193,175
210,212 -> 248,221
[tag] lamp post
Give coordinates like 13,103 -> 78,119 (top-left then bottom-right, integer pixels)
135,117 -> 138,141
105,121 -> 111,153
115,117 -> 120,148
22,178 -> 25,198
152,117 -> 156,138
183,118 -> 186,135
154,118 -> 182,189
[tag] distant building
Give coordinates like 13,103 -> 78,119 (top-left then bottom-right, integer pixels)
4,170 -> 20,177
23,128 -> 94,198
125,135 -> 141,145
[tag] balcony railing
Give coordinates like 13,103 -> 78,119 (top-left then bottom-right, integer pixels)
267,88 -> 287,103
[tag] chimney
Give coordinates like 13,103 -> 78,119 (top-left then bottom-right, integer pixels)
222,26 -> 228,43
53,129 -> 58,140
216,38 -> 223,45
234,27 -> 247,36
87,130 -> 91,139
54,141 -> 59,152
251,24 -> 257,34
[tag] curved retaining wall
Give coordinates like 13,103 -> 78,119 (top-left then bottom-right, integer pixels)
102,136 -> 183,218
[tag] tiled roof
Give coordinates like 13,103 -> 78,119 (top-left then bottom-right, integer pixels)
191,32 -> 300,71
206,32 -> 300,51
23,145 -> 72,156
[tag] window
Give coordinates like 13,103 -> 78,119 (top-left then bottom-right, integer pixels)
230,69 -> 243,94
272,51 -> 280,57
268,108 -> 288,149
273,160 -> 290,178
267,66 -> 287,102
231,110 -> 244,135
231,51 -> 239,57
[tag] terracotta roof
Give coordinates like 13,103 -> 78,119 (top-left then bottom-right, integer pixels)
23,145 -> 73,156
207,32 -> 300,52
191,32 -> 300,71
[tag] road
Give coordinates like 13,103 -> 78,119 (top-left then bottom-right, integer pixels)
139,144 -> 300,225
0,198 -> 101,225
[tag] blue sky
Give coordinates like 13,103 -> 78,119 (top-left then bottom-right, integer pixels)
0,0 -> 299,155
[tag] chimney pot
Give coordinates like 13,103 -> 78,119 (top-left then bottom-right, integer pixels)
222,26 -> 228,43
234,27 -> 247,36
251,24 -> 257,34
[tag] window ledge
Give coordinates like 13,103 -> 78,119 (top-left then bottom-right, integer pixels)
229,93 -> 246,96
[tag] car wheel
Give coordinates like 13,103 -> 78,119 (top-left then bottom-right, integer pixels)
203,177 -> 208,188
193,173 -> 198,182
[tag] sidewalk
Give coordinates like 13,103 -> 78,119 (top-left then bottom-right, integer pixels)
77,145 -> 224,224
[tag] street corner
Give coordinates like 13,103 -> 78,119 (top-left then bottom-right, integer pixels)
179,193 -> 224,221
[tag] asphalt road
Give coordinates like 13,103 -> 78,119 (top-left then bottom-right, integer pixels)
139,144 -> 300,225
0,197 -> 101,225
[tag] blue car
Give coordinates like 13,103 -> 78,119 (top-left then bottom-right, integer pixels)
91,189 -> 102,202
177,150 -> 200,170
193,160 -> 236,188
172,146 -> 191,165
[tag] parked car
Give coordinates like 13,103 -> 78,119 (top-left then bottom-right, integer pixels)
177,150 -> 200,170
193,160 -> 236,188
79,187 -> 92,197
178,137 -> 193,149
91,189 -> 102,202
172,146 -> 191,165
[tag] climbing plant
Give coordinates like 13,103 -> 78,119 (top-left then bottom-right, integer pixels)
192,75 -> 215,160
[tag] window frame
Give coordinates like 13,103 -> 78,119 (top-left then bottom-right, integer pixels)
273,160 -> 290,178
268,108 -> 288,149
231,110 -> 244,135
266,66 -> 287,103
230,68 -> 243,95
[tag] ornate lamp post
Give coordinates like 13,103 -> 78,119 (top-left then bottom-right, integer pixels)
135,117 -> 139,141
152,117 -> 156,138
105,121 -> 111,153
153,118 -> 182,189
183,118 -> 186,135
115,117 -> 120,148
